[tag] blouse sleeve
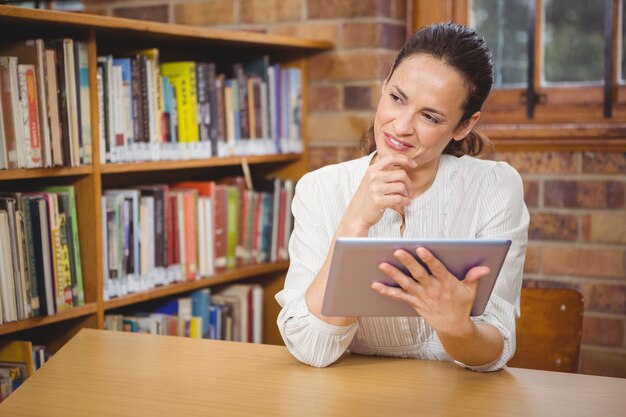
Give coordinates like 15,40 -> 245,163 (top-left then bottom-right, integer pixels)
275,173 -> 358,368
459,161 -> 529,372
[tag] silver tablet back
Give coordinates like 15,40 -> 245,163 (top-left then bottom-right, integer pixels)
322,238 -> 511,317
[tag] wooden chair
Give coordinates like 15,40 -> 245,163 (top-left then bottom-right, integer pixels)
507,288 -> 584,373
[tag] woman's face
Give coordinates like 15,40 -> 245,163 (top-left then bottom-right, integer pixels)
373,54 -> 480,168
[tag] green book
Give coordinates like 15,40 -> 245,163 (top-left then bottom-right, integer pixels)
44,186 -> 84,306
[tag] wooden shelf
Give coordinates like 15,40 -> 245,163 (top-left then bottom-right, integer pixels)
0,165 -> 93,181
100,154 -> 301,174
0,303 -> 98,335
0,5 -> 333,51
0,4 -> 324,349
104,261 -> 289,310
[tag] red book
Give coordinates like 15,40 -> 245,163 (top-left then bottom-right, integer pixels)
24,66 -> 42,167
175,189 -> 198,281
167,194 -> 179,266
213,185 -> 227,273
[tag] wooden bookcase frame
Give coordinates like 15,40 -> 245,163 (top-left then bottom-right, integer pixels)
0,5 -> 332,352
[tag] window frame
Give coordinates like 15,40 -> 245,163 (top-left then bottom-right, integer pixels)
411,0 -> 626,151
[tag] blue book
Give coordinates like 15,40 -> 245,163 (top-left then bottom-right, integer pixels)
153,298 -> 179,315
208,304 -> 222,340
191,288 -> 211,338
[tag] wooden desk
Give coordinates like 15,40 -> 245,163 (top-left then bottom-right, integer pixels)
1,329 -> 624,417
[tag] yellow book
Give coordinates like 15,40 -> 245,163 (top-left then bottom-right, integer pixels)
0,341 -> 33,377
160,62 -> 198,143
190,317 -> 202,339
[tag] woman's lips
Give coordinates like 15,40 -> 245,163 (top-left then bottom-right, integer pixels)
384,133 -> 412,150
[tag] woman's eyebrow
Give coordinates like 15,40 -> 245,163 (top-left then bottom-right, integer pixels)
392,85 -> 448,118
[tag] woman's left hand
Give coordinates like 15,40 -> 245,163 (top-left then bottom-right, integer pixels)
371,247 -> 491,338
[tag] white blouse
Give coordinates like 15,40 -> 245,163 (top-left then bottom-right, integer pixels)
275,153 -> 529,371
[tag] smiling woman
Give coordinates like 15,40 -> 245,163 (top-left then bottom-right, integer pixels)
275,23 -> 529,371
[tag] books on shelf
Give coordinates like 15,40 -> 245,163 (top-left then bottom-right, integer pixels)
105,283 -> 263,343
0,38 -> 92,170
0,188 -> 84,322
96,51 -> 303,164
101,176 -> 294,300
0,340 -> 48,403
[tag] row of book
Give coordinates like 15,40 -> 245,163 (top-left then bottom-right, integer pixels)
0,37 -> 304,171
0,187 -> 84,324
0,340 -> 47,403
102,176 -> 294,300
105,284 -> 263,343
0,38 -> 92,170
98,50 -> 302,163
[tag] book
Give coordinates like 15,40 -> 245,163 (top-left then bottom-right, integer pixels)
0,81 -> 7,169
0,56 -> 25,169
20,195 -> 41,316
45,186 -> 84,306
0,210 -> 17,322
46,39 -> 73,166
44,48 -> 63,166
0,340 -> 33,378
191,288 -> 211,338
0,197 -> 25,320
160,62 -> 198,144
26,194 -> 55,315
0,39 -> 51,167
137,49 -> 163,145
76,41 -> 92,164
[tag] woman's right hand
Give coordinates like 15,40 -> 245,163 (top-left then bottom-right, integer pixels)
340,153 -> 416,234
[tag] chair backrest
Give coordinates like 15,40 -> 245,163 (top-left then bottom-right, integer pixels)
507,287 -> 584,373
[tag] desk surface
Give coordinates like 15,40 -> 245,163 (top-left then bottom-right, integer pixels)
1,329 -> 625,417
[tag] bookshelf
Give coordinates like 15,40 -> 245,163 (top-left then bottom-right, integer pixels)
0,5 -> 332,353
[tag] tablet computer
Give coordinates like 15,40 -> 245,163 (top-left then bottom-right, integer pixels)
322,238 -> 511,317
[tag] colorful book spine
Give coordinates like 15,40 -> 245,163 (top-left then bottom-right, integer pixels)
160,62 -> 198,144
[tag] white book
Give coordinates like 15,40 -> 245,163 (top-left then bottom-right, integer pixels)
252,284 -> 263,344
0,93 -> 7,169
0,211 -> 18,322
17,64 -> 34,169
112,64 -> 124,163
0,198 -> 25,320
2,57 -> 26,168
101,196 -> 109,300
96,64 -> 105,164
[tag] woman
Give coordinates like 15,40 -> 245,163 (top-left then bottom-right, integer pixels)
276,23 -> 529,371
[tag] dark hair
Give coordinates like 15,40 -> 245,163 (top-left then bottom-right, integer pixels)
361,22 -> 495,157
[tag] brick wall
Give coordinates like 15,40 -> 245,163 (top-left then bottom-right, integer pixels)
83,0 -> 626,378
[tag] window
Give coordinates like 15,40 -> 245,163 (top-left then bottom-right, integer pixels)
469,0 -> 621,118
412,0 -> 626,149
